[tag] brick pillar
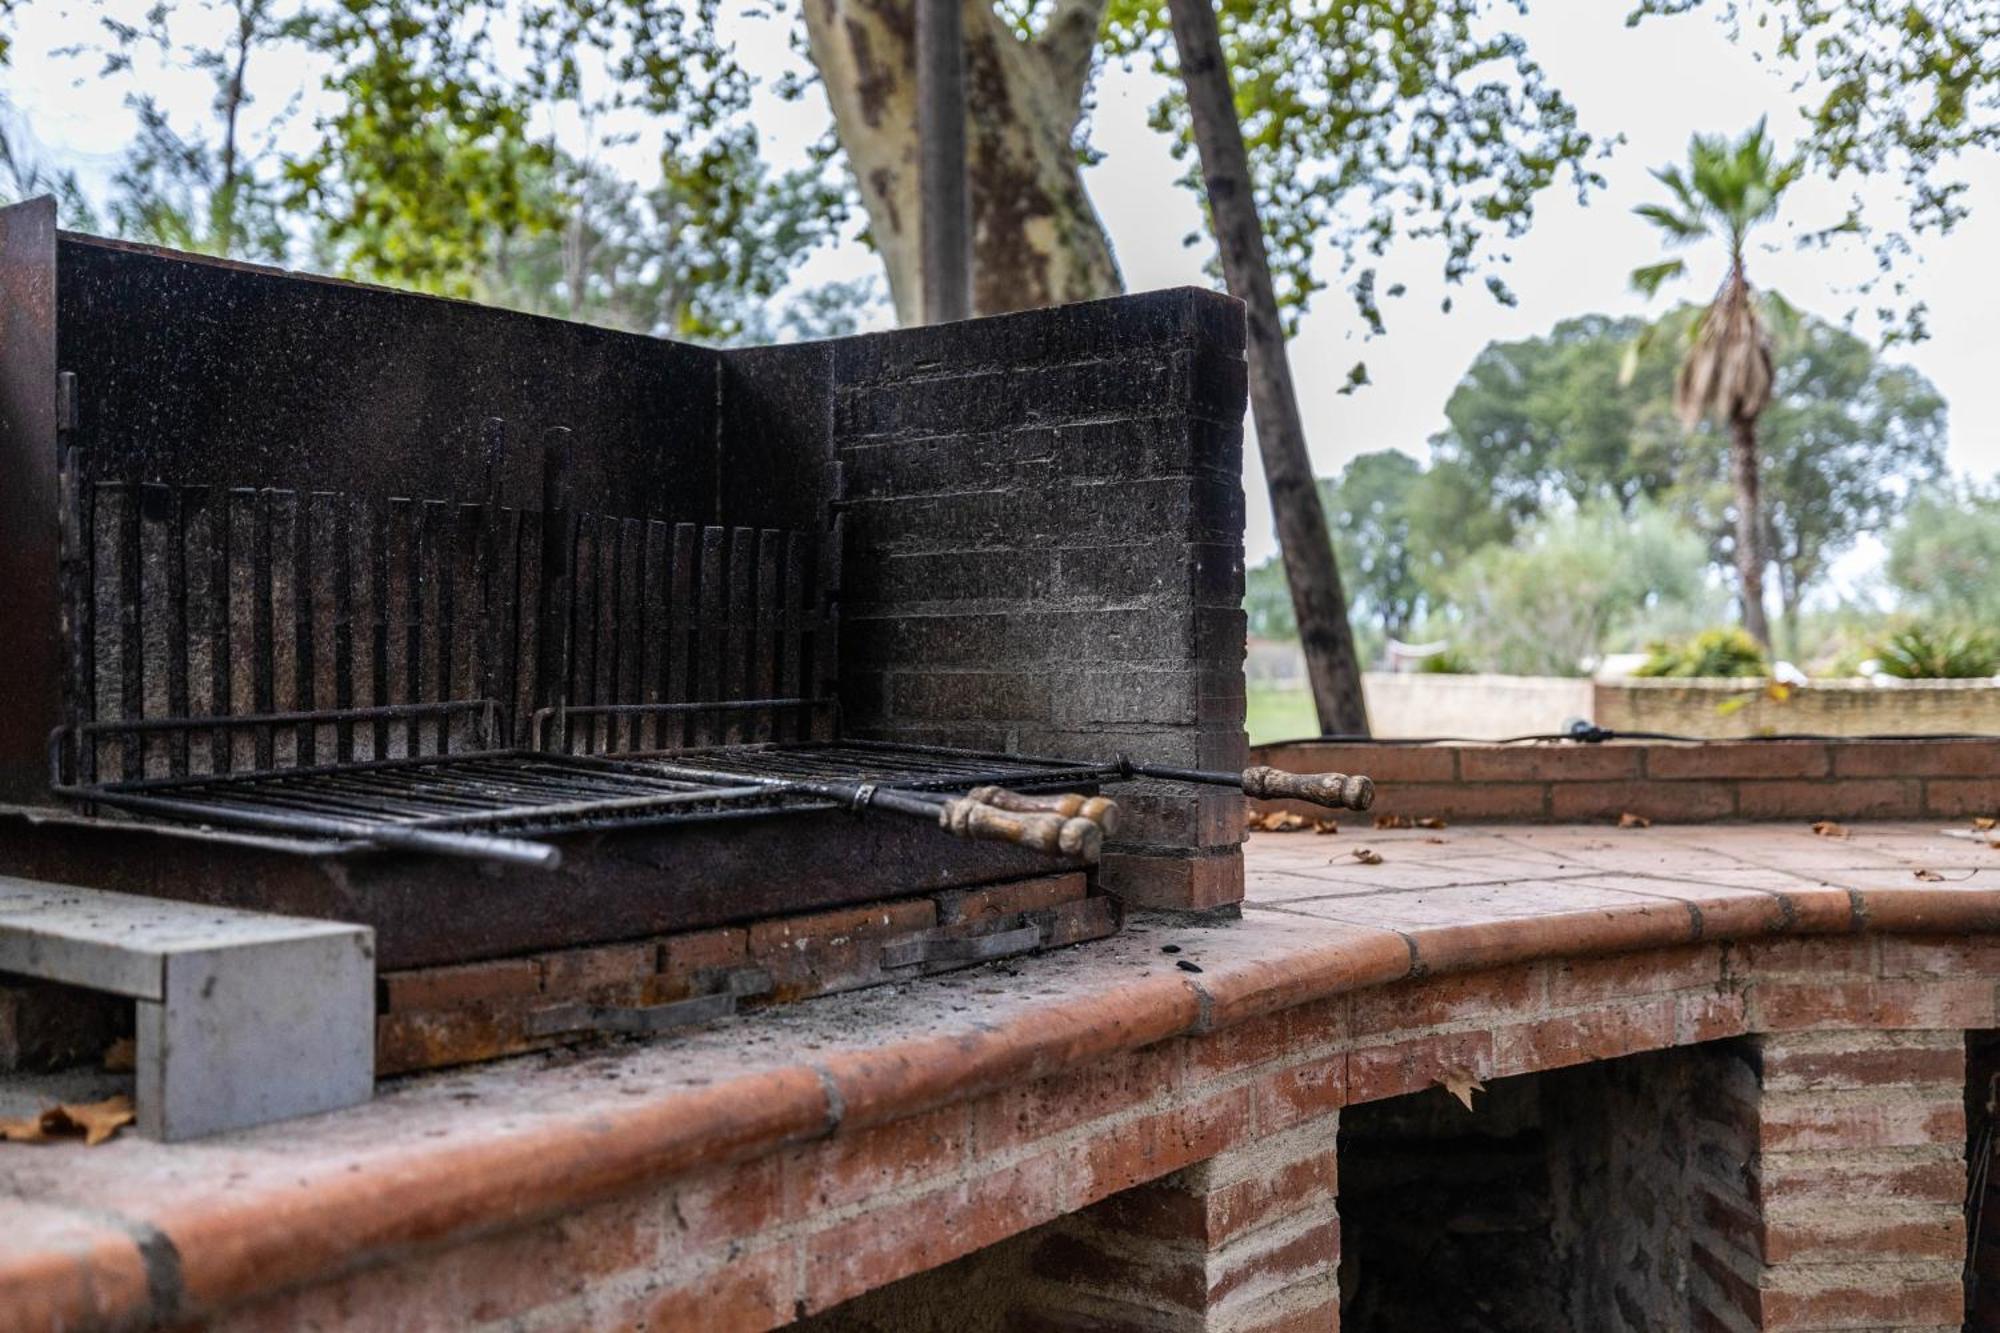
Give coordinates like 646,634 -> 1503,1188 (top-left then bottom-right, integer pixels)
1693,1031 -> 1967,1331
1013,1118 -> 1341,1331
824,289 -> 1250,914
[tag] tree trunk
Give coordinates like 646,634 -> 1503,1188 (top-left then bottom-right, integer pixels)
802,0 -> 1121,323
1729,412 -> 1773,652
1165,0 -> 1369,735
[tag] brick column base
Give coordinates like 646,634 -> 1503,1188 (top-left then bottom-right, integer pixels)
1694,1030 -> 1966,1331
1014,1116 -> 1341,1332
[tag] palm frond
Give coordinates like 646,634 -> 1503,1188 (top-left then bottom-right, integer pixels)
1629,258 -> 1687,297
1633,204 -> 1706,242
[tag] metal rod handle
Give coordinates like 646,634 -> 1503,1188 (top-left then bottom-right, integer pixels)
938,798 -> 1102,861
1240,765 -> 1374,810
967,786 -> 1120,836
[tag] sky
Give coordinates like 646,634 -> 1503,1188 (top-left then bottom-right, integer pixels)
5,0 -> 1997,571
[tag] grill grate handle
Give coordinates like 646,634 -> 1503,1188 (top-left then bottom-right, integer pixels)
1239,765 -> 1375,811
937,797 -> 1102,861
966,785 -> 1119,836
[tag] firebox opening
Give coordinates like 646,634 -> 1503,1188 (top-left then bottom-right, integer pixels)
1337,1041 -> 1746,1333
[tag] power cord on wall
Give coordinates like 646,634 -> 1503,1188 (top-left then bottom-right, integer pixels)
1269,719 -> 2000,747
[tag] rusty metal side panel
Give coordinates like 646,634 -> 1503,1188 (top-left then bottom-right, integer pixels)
0,199 -> 61,803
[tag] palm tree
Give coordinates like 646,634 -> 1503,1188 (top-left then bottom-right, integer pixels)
1629,119 -> 1800,652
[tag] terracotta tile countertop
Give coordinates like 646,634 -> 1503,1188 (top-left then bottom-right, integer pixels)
4,821 -> 1998,1329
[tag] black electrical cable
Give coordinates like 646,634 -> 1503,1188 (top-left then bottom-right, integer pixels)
1262,722 -> 2000,747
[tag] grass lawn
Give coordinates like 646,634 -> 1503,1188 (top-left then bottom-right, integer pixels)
1245,686 -> 1319,745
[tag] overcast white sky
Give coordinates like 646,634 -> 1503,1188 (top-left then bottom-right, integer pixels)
6,0 -> 1997,567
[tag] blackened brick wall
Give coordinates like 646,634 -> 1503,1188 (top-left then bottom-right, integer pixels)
775,288 -> 1250,911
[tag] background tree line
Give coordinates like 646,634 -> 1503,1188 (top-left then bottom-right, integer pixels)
1245,304 -> 1962,677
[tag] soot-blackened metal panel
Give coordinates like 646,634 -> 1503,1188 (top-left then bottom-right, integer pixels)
0,200 -> 62,803
53,234 -> 719,516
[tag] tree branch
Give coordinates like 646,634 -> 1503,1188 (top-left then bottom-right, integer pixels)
1035,0 -> 1108,120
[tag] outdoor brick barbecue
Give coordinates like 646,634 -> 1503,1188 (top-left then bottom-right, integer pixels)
7,191 -> 2000,1333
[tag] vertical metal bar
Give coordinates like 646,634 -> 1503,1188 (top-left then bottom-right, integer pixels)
616,517 -> 644,753
512,506 -> 541,749
116,482 -> 144,781
203,488 -> 229,776
724,527 -> 755,745
916,0 -> 971,324
137,484 -> 177,779
307,492 -> 341,765
56,371 -> 92,787
569,515 -> 598,755
90,483 -> 128,784
781,531 -> 808,744
667,522 -> 696,751
449,500 -> 482,752
536,429 -> 573,753
476,418 -> 506,751
592,514 -> 619,752
640,520 -> 668,752
418,499 -> 447,757
182,488 -> 216,778
753,529 -> 781,743
334,495 -> 361,763
696,527 -> 726,746
229,488 -> 262,768
385,498 -> 414,761
268,488 -> 298,764
361,496 -> 389,763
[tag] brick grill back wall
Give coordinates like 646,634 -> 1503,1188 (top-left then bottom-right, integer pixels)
730,290 -> 1250,912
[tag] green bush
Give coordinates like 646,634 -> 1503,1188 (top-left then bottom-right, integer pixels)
1873,624 -> 2000,680
1415,648 -> 1474,674
1633,627 -> 1769,679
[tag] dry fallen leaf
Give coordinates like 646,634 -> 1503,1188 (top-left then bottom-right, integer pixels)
1437,1064 -> 1485,1112
103,1037 -> 135,1073
1617,812 -> 1651,829
1416,817 -> 1448,830
0,1094 -> 134,1147
1374,814 -> 1413,830
1811,820 -> 1850,839
1311,819 -> 1339,835
1975,816 -> 1997,832
1351,847 -> 1384,865
1914,868 -> 1946,882
1424,836 -> 1448,845
1264,811 -> 1309,833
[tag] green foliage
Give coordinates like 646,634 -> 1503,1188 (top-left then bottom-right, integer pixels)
1319,450 -> 1427,641
1426,313 -> 1683,537
1433,500 -> 1719,678
1629,117 -> 1799,278
1887,484 -> 2000,627
1427,304 -> 1943,632
1873,624 -> 2000,681
1099,0 -> 1605,333
1415,648 -> 1473,675
1672,315 -> 1948,639
477,139 -> 863,345
1633,627 -> 1769,679
1631,0 -> 2000,343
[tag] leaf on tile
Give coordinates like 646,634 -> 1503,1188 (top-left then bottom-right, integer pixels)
55,1095 -> 136,1146
1374,814 -> 1413,829
1249,810 -> 1310,833
102,1037 -> 135,1074
1424,836 -> 1448,844
1811,820 -> 1850,839
1914,868 -> 1946,881
0,1094 -> 134,1147
1416,817 -> 1448,830
1312,819 -> 1340,835
1437,1064 -> 1485,1112
1351,847 -> 1384,865
1617,812 -> 1652,829
0,1113 -> 51,1144
1974,816 -> 1997,832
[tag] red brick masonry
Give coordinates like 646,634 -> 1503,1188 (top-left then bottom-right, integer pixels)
5,821 -> 2000,1330
1251,737 -> 2000,826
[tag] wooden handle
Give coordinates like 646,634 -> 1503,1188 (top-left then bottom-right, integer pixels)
939,798 -> 1102,861
967,786 -> 1120,836
1241,766 -> 1375,811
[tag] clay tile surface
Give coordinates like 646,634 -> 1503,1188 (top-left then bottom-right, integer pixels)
2,820 -> 1996,1328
